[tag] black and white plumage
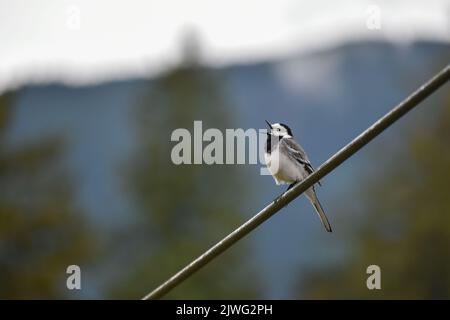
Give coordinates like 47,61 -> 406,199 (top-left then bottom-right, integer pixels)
264,121 -> 332,232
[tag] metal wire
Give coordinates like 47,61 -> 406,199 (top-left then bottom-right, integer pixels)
142,63 -> 450,300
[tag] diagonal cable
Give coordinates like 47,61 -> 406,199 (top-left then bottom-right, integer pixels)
142,63 -> 450,300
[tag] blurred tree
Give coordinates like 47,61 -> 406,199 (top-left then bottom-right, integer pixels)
111,35 -> 260,299
0,93 -> 99,299
301,96 -> 450,299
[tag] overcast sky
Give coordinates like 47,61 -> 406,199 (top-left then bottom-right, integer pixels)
0,0 -> 449,93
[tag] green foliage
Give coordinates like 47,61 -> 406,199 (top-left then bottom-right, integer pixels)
302,97 -> 450,299
0,93 -> 99,299
110,61 -> 260,299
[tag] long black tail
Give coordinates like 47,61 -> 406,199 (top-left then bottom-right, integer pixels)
306,189 -> 332,233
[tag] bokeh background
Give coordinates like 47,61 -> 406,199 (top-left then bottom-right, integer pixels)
1,0 -> 449,299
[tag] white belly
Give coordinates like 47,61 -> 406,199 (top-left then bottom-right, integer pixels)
265,148 -> 306,185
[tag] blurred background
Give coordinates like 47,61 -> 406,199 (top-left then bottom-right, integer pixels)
0,0 -> 449,299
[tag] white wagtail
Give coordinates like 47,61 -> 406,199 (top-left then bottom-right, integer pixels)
264,121 -> 332,232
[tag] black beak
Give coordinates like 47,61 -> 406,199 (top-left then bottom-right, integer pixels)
265,120 -> 272,129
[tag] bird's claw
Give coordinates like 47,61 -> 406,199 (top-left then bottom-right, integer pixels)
273,193 -> 289,206
273,195 -> 282,203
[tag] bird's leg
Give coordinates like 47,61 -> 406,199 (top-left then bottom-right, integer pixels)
273,195 -> 282,203
283,182 -> 297,206
286,182 -> 297,192
274,182 -> 297,204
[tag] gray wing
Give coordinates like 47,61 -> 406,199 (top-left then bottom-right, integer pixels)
282,138 -> 321,185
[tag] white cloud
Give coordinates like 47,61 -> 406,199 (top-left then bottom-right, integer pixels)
0,0 -> 448,93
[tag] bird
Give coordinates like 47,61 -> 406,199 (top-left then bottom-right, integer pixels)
264,120 -> 332,232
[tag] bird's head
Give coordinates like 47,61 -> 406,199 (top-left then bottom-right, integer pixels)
265,120 -> 293,138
